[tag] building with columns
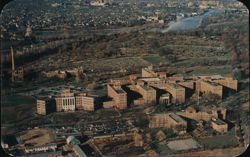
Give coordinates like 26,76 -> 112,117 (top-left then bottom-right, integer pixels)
55,89 -> 76,112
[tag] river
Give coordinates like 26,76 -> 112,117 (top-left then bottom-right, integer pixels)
160,9 -> 224,33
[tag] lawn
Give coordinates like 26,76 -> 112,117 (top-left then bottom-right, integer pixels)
1,95 -> 36,124
142,55 -> 167,65
197,132 -> 239,149
175,55 -> 230,67
188,66 -> 232,76
94,108 -> 120,118
1,95 -> 36,107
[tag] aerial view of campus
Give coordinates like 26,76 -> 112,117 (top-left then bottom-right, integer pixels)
0,0 -> 249,156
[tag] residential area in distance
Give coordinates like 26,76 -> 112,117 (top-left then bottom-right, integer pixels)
0,0 -> 249,157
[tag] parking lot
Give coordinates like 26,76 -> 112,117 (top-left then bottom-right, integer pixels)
80,119 -> 134,137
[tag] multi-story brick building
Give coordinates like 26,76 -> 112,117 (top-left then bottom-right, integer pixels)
141,65 -> 167,79
149,113 -> 187,134
36,98 -> 56,115
76,93 -> 97,111
110,79 -> 131,86
137,85 -> 156,104
211,118 -> 228,133
142,65 -> 157,78
177,106 -> 227,121
213,76 -> 238,91
164,83 -> 185,103
106,84 -> 127,109
12,67 -> 24,82
55,89 -> 76,112
128,84 -> 156,104
178,81 -> 194,90
141,79 -> 185,104
196,80 -> 223,98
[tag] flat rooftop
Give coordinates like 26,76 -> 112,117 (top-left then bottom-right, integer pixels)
212,118 -> 226,125
139,77 -> 161,82
162,93 -> 170,97
211,75 -> 224,80
25,143 -> 57,149
37,96 -> 53,101
110,85 -> 126,94
141,85 -> 154,91
169,83 -> 184,89
197,75 -> 224,80
169,113 -> 186,123
203,80 -> 221,87
115,88 -> 126,94
73,145 -> 88,157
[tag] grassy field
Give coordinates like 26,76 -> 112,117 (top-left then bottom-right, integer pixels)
163,44 -> 224,51
188,66 -> 232,76
174,147 -> 245,157
1,95 -> 36,124
162,44 -> 226,58
94,108 -> 120,119
175,55 -> 230,67
172,65 -> 232,76
142,55 -> 167,65
197,131 -> 239,149
45,108 -> 120,125
1,95 -> 36,107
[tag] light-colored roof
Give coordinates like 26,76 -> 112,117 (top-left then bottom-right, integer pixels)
169,113 -> 186,123
73,145 -> 88,157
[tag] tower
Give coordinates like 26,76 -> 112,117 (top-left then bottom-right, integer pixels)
11,46 -> 15,72
11,46 -> 15,82
11,47 -> 24,82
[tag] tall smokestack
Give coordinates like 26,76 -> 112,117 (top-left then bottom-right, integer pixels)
11,46 -> 15,71
0,48 -> 1,68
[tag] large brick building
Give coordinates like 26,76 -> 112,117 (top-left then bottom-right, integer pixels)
150,82 -> 185,104
55,89 -> 100,112
177,106 -> 227,121
76,93 -> 98,111
178,81 -> 194,90
196,80 -> 223,98
211,118 -> 228,133
213,76 -> 238,91
55,89 -> 76,112
105,84 -> 127,109
37,98 -> 56,115
141,65 -> 157,78
141,65 -> 167,79
128,84 -> 156,105
149,113 -> 187,134
163,83 -> 185,104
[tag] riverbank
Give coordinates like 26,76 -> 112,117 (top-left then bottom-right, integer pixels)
161,9 -> 223,33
